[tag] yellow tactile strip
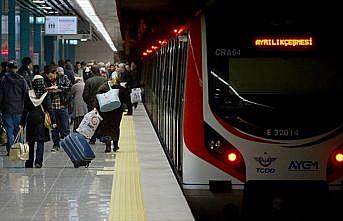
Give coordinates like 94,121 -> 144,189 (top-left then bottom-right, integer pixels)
109,115 -> 147,221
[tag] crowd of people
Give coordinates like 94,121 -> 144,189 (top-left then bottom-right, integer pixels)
0,57 -> 140,168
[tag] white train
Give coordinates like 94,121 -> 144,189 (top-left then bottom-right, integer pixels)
142,1 -> 343,219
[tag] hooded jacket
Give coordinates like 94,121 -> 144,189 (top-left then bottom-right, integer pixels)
17,65 -> 33,89
0,72 -> 28,114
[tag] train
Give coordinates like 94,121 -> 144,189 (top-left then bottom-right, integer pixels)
141,1 -> 343,219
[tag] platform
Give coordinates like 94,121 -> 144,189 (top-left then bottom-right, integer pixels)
0,104 -> 194,221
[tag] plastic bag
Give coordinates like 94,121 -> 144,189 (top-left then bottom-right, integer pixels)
76,109 -> 103,139
130,88 -> 142,103
9,128 -> 29,161
96,82 -> 121,112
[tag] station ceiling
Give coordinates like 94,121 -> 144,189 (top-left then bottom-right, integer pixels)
15,0 -> 209,54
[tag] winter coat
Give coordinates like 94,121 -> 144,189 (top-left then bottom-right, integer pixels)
82,76 -> 107,110
20,91 -> 55,143
64,63 -> 76,85
45,74 -> 72,107
121,71 -> 133,89
0,72 -> 28,114
71,82 -> 87,117
95,83 -> 128,141
17,65 -> 33,89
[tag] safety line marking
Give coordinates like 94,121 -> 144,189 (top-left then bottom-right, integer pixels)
109,115 -> 147,221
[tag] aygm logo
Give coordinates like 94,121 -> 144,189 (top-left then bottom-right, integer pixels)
288,160 -> 319,171
254,152 -> 277,174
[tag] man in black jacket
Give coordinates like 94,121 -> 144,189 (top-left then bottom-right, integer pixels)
17,57 -> 34,89
0,61 -> 28,155
64,60 -> 75,85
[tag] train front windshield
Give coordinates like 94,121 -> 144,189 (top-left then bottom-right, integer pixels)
205,5 -> 343,140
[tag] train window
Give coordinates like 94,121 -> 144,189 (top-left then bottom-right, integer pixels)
205,1 -> 343,140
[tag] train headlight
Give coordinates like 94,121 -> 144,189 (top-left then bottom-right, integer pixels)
226,150 -> 241,166
227,153 -> 237,162
334,152 -> 343,163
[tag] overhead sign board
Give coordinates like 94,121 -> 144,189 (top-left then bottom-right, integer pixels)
45,16 -> 77,35
56,34 -> 91,40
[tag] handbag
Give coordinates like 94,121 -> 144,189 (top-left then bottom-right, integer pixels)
96,81 -> 121,112
9,127 -> 29,161
40,105 -> 52,129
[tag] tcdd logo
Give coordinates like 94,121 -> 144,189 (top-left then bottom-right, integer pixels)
254,152 -> 277,174
254,152 -> 277,167
288,160 -> 319,171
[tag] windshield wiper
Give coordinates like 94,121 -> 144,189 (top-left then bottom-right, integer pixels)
210,70 -> 275,110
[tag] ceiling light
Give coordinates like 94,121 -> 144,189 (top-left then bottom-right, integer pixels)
39,6 -> 52,9
32,0 -> 45,3
75,0 -> 117,52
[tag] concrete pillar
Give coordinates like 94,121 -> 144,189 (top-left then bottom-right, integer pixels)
8,0 -> 16,60
64,40 -> 69,60
70,44 -> 76,64
44,36 -> 55,65
58,39 -> 64,61
34,17 -> 42,66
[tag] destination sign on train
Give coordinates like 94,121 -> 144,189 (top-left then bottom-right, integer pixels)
254,37 -> 313,49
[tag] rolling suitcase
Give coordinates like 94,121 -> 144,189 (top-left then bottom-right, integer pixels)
60,132 -> 95,168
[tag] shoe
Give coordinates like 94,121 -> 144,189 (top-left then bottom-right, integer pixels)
113,141 -> 119,152
25,163 -> 33,168
105,142 -> 111,153
51,146 -> 59,152
35,163 -> 42,168
105,148 -> 111,153
6,152 -> 9,156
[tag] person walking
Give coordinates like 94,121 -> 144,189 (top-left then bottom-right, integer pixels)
71,78 -> 87,131
20,75 -> 55,168
0,61 -> 28,156
82,65 -> 107,144
45,64 -> 71,152
95,75 -> 129,152
17,57 -> 34,89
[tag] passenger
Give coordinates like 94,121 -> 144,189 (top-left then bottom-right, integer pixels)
95,75 -> 128,153
58,59 -> 65,68
0,61 -> 8,78
108,64 -> 115,79
64,61 -> 76,85
130,62 -> 139,109
79,61 -> 87,80
33,65 -> 41,76
120,63 -> 133,115
83,66 -> 93,81
43,65 -> 50,76
20,75 -> 56,168
0,61 -> 28,156
100,67 -> 108,78
45,64 -> 71,152
82,65 -> 107,144
111,64 -> 120,80
71,78 -> 87,132
17,57 -> 34,89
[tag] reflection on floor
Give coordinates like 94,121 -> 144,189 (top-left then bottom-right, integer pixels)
0,140 -> 116,221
